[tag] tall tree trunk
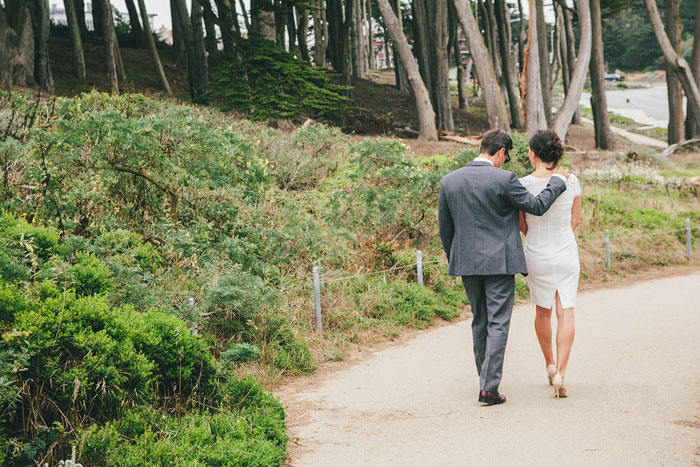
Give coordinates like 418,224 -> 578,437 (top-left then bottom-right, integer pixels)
172,0 -> 207,99
483,0 -> 501,81
495,0 -> 523,128
0,1 -> 36,88
138,0 -> 172,95
411,1 -> 433,99
562,3 -> 580,124
64,0 -> 86,82
191,0 -> 209,97
392,0 -> 409,91
351,0 -> 363,77
287,5 -> 298,54
453,0 -> 510,130
434,0 -> 454,132
274,0 -> 286,46
686,0 -> 700,138
665,0 -> 683,145
376,0 -> 438,140
74,0 -> 89,39
413,0 -> 453,132
644,0 -> 700,131
297,7 -> 311,61
252,0 -> 276,41
535,0 -> 551,124
516,0 -> 525,74
239,0 -> 251,30
92,0 -> 104,37
367,0 -> 374,70
343,0 -> 353,86
171,0 -> 187,64
523,0 -> 546,133
313,0 -> 328,67
31,0 -> 54,92
111,11 -> 127,82
125,0 -> 144,47
589,0 -> 612,149
100,0 -> 119,93
557,4 -> 570,96
322,6 -> 329,64
552,0 -> 591,141
477,0 -> 494,74
327,0 -> 343,70
212,0 -> 238,51
200,0 -> 219,58
449,8 -> 468,110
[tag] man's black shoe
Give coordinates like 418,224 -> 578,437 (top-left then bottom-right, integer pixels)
478,390 -> 506,405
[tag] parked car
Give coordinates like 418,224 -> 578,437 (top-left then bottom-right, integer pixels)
604,73 -> 625,81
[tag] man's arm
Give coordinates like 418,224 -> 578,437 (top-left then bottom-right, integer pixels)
507,173 -> 567,216
438,180 -> 454,262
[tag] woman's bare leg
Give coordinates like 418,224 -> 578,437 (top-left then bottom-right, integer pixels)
554,291 -> 575,377
534,306 -> 555,367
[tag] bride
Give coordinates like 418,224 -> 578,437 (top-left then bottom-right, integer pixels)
518,130 -> 581,399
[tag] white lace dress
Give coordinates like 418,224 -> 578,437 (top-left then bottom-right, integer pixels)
519,174 -> 582,309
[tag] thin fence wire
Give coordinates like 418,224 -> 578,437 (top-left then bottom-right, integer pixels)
321,260 -> 442,284
576,228 -> 687,245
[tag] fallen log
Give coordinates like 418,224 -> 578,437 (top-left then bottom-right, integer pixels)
438,134 -> 482,145
660,138 -> 700,157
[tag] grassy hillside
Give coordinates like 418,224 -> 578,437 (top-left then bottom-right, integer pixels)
0,90 -> 698,465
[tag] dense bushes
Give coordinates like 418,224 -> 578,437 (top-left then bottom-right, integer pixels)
208,37 -> 350,120
81,378 -> 286,467
0,214 -> 286,465
0,91 -> 471,465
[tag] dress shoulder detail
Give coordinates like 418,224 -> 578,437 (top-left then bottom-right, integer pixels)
566,174 -> 581,197
518,175 -> 532,188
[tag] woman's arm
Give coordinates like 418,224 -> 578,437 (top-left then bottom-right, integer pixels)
571,195 -> 581,231
519,211 -> 528,235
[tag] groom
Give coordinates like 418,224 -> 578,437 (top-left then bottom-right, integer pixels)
438,129 -> 569,405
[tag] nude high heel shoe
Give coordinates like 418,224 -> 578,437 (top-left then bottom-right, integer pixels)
547,364 -> 557,385
552,373 -> 568,398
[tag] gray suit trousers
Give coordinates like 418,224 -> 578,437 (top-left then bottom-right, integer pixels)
461,275 -> 515,392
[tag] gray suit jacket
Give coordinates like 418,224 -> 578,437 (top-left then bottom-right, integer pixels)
438,160 -> 567,276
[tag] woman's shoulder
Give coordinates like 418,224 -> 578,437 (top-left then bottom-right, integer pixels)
565,173 -> 580,185
565,173 -> 581,194
518,174 -> 535,185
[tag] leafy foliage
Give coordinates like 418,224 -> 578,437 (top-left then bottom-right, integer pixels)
208,37 -> 351,120
80,378 -> 286,466
222,343 -> 262,366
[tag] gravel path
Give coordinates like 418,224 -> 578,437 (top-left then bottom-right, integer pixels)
278,273 -> 700,466
580,116 -> 667,149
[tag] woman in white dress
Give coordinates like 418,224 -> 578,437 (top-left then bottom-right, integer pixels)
518,130 -> 581,398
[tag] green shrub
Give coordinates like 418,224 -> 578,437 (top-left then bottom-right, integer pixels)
0,282 -> 31,325
66,252 -> 114,296
205,272 -> 283,340
328,139 -> 442,251
221,343 -> 261,367
208,37 -> 350,120
81,378 -> 287,467
4,293 -> 218,449
265,124 -> 348,190
372,280 -> 461,329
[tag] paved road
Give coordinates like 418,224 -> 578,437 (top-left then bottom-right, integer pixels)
279,274 -> 700,466
581,84 -> 686,129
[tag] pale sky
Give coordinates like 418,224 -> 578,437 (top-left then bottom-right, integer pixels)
107,0 -> 560,32
111,0 -> 173,30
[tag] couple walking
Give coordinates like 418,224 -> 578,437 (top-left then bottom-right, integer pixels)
438,129 -> 581,405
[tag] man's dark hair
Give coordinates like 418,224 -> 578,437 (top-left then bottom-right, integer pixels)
480,129 -> 513,156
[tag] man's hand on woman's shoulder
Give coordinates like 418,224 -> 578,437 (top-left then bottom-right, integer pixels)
552,167 -> 570,179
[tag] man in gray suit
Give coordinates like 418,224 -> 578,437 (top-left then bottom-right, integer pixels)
438,129 -> 569,405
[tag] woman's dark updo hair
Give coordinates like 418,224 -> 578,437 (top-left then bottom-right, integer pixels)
529,129 -> 564,169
